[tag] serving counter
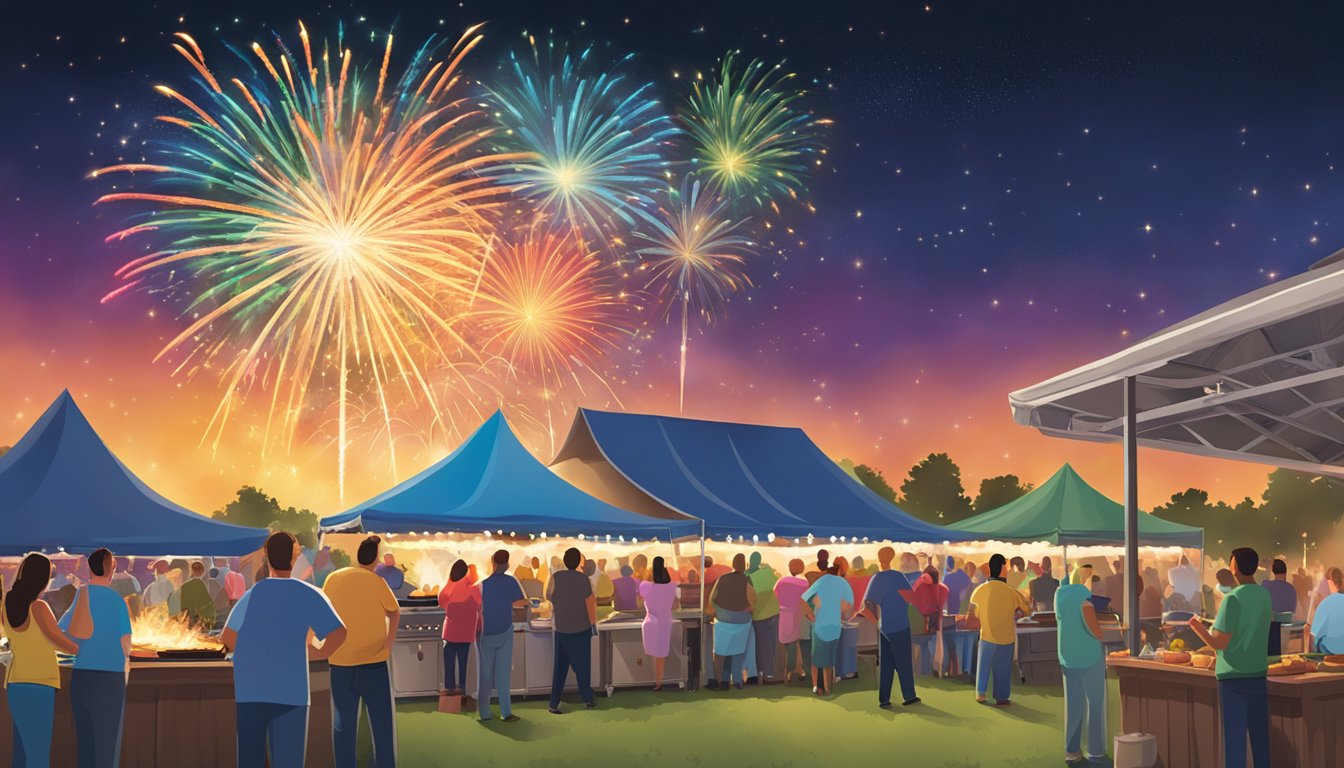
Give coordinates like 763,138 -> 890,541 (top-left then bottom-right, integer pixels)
1110,656 -> 1344,768
0,660 -> 333,768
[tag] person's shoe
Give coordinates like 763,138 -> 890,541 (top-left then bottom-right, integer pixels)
584,700 -> 597,709
548,707 -> 564,715
975,695 -> 987,704
902,697 -> 921,706
651,685 -> 664,692
502,715 -> 520,722
478,717 -> 492,724
994,699 -> 1012,706
735,681 -> 744,690
1064,751 -> 1084,763
878,701 -> 892,708
1084,754 -> 1107,762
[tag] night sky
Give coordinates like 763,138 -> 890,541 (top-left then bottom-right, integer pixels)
3,1 -> 1341,516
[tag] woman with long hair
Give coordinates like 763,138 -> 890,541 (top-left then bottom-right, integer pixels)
639,556 -> 680,691
2,552 -> 82,767
438,559 -> 481,697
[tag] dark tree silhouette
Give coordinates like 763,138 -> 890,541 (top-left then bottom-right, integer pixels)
973,474 -> 1032,512
213,485 -> 320,548
898,453 -> 974,524
854,463 -> 898,504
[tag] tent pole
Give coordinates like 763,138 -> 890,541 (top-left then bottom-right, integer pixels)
1123,375 -> 1141,656
699,522 -> 706,690
1062,543 -> 1069,584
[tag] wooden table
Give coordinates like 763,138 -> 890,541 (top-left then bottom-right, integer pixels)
0,660 -> 333,767
1110,657 -> 1344,768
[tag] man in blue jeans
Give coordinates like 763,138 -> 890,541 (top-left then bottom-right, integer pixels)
223,531 -> 348,768
478,549 -> 528,722
861,546 -> 920,707
967,553 -> 1031,705
546,547 -> 597,714
61,547 -> 133,768
1190,547 -> 1271,768
323,535 -> 400,767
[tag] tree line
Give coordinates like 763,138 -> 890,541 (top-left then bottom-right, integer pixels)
845,452 -> 1344,559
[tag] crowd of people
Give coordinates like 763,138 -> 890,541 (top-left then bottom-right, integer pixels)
6,533 -> 1344,767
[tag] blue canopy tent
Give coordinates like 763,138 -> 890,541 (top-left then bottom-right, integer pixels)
550,409 -> 967,543
0,390 -> 268,556
319,411 -> 701,540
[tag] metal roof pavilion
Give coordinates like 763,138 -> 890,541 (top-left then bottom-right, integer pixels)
1011,250 -> 1344,476
1009,249 -> 1344,652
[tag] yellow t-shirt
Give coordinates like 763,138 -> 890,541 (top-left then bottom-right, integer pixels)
323,567 -> 398,667
969,580 -> 1031,645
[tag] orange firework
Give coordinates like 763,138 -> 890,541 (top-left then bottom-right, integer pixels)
93,22 -> 525,501
473,224 -> 629,389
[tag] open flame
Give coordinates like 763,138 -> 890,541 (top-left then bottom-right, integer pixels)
131,607 -> 221,651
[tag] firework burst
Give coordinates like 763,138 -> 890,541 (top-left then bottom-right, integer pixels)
636,177 -> 754,411
94,22 -> 521,501
474,224 -> 627,381
681,52 -> 828,210
486,37 -> 678,237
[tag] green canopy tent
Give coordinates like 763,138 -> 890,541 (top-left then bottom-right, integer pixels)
947,464 -> 1204,581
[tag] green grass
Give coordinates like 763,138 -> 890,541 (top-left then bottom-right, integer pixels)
356,664 -> 1121,767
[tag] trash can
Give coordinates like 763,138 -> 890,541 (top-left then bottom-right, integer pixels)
1113,732 -> 1157,768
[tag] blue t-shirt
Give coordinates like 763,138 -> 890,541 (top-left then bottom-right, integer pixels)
226,578 -> 343,706
802,574 -> 855,642
480,572 -> 525,636
1312,592 -> 1344,653
58,585 -> 132,673
942,569 -> 972,615
862,570 -> 913,634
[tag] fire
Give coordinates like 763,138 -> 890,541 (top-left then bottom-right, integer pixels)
131,607 -> 222,651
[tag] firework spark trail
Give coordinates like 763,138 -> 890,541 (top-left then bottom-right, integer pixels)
486,38 -> 679,239
95,21 -> 524,502
636,177 -> 754,412
681,52 -> 829,211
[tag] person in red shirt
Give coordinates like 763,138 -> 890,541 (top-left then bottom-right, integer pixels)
911,565 -> 950,675
438,560 -> 482,697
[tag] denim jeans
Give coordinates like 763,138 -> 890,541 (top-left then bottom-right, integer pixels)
442,641 -> 471,691
913,632 -> 938,675
753,615 -> 778,678
549,630 -> 594,709
8,683 -> 55,768
330,662 -> 396,768
722,651 -> 745,685
476,630 -> 514,720
236,702 -> 308,768
878,628 -> 917,705
1063,661 -> 1107,757
71,668 -> 127,768
1219,677 -> 1269,768
976,639 -> 1014,701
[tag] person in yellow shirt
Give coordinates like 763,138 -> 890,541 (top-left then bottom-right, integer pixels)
966,553 -> 1031,706
323,536 -> 400,768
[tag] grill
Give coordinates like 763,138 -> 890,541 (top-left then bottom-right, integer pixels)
390,605 -> 443,698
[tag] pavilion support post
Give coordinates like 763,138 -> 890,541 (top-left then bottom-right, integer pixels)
1123,375 -> 1141,655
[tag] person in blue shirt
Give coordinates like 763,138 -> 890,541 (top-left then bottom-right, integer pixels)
800,551 -> 855,697
222,532 -> 347,768
478,549 -> 528,723
60,547 -> 133,768
861,546 -> 919,707
1307,566 -> 1344,654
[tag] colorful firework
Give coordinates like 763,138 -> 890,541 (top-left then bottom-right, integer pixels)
486,37 -> 679,237
94,22 -> 520,502
636,177 -> 755,412
472,221 -> 632,452
681,52 -> 829,210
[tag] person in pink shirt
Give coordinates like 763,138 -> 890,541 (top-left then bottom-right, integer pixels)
773,558 -> 810,683
439,560 -> 482,697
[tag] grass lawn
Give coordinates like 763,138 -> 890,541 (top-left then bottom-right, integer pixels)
357,665 -> 1122,767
